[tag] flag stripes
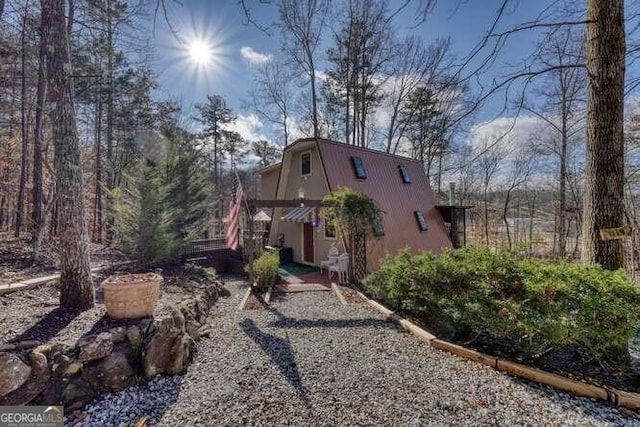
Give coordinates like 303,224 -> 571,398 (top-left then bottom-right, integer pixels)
225,172 -> 244,250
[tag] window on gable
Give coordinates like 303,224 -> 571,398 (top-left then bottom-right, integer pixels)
415,211 -> 429,231
398,165 -> 411,183
372,212 -> 385,237
351,156 -> 367,179
301,152 -> 311,176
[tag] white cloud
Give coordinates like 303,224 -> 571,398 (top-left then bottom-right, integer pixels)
240,46 -> 272,65
315,70 -> 329,82
224,113 -> 270,142
468,115 -> 550,157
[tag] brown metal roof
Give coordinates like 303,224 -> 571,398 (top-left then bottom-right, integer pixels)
254,162 -> 281,175
315,138 -> 452,268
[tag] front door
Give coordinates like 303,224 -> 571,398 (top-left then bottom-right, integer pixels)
303,222 -> 314,263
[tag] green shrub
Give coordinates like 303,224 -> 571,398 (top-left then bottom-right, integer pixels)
364,246 -> 640,366
252,251 -> 280,287
110,128 -> 213,267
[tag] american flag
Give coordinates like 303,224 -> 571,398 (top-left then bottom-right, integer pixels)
225,173 -> 244,250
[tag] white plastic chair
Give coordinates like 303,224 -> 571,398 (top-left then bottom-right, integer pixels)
320,244 -> 340,273
328,253 -> 349,284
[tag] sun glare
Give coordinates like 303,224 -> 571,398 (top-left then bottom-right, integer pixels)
188,39 -> 213,65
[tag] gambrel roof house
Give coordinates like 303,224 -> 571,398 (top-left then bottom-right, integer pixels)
255,137 -> 453,273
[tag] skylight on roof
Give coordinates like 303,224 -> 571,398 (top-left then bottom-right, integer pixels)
415,211 -> 428,231
351,156 -> 367,179
398,165 -> 411,183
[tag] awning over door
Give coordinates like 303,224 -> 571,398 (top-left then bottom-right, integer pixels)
281,206 -> 315,222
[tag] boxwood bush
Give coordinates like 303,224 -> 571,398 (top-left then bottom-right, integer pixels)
364,246 -> 640,366
252,251 -> 280,288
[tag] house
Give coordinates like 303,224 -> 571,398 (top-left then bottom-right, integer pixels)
254,137 -> 454,274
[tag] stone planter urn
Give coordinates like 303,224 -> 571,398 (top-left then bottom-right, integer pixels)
102,273 -> 162,319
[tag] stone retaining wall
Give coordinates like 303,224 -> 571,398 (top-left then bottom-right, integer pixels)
0,279 -> 229,412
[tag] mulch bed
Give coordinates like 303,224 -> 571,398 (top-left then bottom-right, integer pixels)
385,306 -> 640,395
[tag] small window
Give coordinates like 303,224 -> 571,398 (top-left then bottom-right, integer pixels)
351,156 -> 367,179
301,152 -> 311,176
324,218 -> 337,239
415,211 -> 428,231
398,165 -> 411,183
372,213 -> 385,237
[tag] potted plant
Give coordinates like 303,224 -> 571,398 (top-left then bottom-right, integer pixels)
102,273 -> 163,319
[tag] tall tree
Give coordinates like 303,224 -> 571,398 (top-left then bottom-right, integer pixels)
15,0 -> 30,237
384,36 -> 449,153
528,27 -> 585,258
194,94 -> 235,186
250,58 -> 294,146
325,0 -> 390,146
279,0 -> 329,139
32,0 -> 48,250
42,0 -> 94,308
252,139 -> 282,168
582,0 -> 625,270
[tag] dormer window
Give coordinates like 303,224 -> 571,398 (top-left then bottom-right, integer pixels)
301,152 -> 311,176
398,165 -> 411,183
415,211 -> 428,231
351,156 -> 367,179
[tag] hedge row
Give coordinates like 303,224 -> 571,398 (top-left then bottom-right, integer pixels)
364,246 -> 640,366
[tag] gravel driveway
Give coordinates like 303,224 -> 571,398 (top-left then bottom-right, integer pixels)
75,276 -> 640,426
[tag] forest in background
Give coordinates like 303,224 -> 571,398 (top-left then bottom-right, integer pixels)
1,0 -> 639,275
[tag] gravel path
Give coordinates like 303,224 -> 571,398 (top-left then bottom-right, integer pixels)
73,277 -> 640,426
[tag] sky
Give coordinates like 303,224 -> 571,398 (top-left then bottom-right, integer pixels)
145,1 -> 638,150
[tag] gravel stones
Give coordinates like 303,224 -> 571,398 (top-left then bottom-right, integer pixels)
72,277 -> 640,426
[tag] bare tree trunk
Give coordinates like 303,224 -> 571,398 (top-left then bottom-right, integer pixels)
0,196 -> 6,230
105,0 -> 115,241
16,1 -> 30,237
33,162 -> 56,260
582,0 -> 625,270
93,80 -> 103,242
483,185 -> 489,247
558,101 -> 568,258
32,10 -> 47,247
42,0 -> 94,309
310,64 -> 319,138
502,189 -> 513,250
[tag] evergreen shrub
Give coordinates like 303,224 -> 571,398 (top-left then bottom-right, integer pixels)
110,128 -> 213,267
364,246 -> 640,366
252,251 -> 279,287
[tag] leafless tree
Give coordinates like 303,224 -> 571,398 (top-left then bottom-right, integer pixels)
384,36 -> 450,154
525,27 -> 586,258
279,0 -> 329,139
15,0 -> 29,237
249,58 -> 295,146
501,152 -> 537,251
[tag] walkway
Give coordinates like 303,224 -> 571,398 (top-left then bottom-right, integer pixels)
78,277 -> 640,426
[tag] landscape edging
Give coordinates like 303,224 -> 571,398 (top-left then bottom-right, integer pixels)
352,289 -> 640,410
